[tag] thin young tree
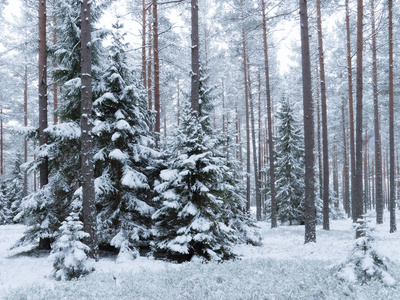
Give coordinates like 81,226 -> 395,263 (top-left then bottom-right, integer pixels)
261,0 -> 277,228
316,0 -> 329,230
299,0 -> 316,243
353,0 -> 364,227
388,0 -> 396,233
80,0 -> 98,259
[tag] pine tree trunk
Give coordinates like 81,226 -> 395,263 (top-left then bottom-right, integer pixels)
24,64 -> 28,197
147,8 -> 153,121
388,0 -> 396,233
299,0 -> 316,243
316,0 -> 330,230
333,143 -> 339,208
247,61 -> 261,221
153,0 -> 161,144
142,0 -> 147,89
241,2 -> 251,212
39,0 -> 48,189
345,0 -> 355,220
177,79 -> 180,126
342,100 -> 350,216
80,0 -> 98,259
1,109 -> 3,178
261,0 -> 276,227
364,127 -> 369,213
354,0 -> 364,230
371,0 -> 383,224
222,79 -> 225,134
316,65 -> 323,203
191,0 -> 200,114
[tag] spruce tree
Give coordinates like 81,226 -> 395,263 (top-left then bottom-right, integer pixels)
152,64 -> 258,261
274,98 -> 305,225
93,21 -> 156,256
15,0 -> 107,249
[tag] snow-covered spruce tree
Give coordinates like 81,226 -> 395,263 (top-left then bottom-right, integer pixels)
0,182 -> 11,224
50,212 -> 94,281
2,153 -> 24,223
93,21 -> 156,259
152,65 -> 258,261
274,97 -> 305,225
335,216 -> 396,286
15,0 -> 107,250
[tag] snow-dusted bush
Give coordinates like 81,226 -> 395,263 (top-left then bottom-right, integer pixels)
50,213 -> 94,281
335,217 -> 395,286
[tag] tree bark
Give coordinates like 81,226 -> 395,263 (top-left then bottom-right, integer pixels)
261,0 -> 277,227
80,0 -> 98,259
371,0 -> 383,224
388,0 -> 396,233
299,0 -> 316,243
153,0 -> 161,144
316,64 -> 323,203
39,0 -> 48,189
353,0 -> 364,229
316,0 -> 330,230
191,0 -> 200,114
53,15 -> 58,125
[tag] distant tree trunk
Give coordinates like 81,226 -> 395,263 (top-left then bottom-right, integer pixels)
153,0 -> 161,144
342,99 -> 350,216
80,0 -> 98,259
147,8 -> 153,123
258,72 -> 263,199
177,79 -> 180,126
261,0 -> 276,227
299,0 -> 316,243
371,0 -> 383,224
142,0 -> 147,89
364,127 -> 369,213
353,0 -> 364,229
316,0 -> 330,230
247,60 -> 261,221
222,78 -> 225,134
53,15 -> 58,125
333,143 -> 339,208
0,117 -> 2,179
24,64 -> 28,197
388,0 -> 396,233
345,0 -> 355,220
39,0 -> 48,189
241,2 -> 251,212
316,65 -> 323,203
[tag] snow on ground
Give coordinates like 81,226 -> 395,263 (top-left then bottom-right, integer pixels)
1,211 -> 400,299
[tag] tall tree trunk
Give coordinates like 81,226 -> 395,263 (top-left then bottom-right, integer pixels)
191,0 -> 200,113
24,64 -> 28,197
39,0 -> 48,189
333,143 -> 339,208
316,64 -> 323,203
261,0 -> 276,227
1,109 -> 3,178
241,1 -> 251,211
353,0 -> 364,229
153,0 -> 161,144
371,0 -> 383,224
247,60 -> 261,221
316,0 -> 330,230
345,0 -> 355,220
147,8 -> 153,123
80,0 -> 98,259
299,0 -> 316,243
342,99 -> 350,216
142,0 -> 147,89
388,0 -> 396,233
364,127 -> 369,213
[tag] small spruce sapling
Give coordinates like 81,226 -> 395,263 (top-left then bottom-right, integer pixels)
50,212 -> 95,281
335,216 -> 396,286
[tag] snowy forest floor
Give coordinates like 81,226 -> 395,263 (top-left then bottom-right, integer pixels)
1,211 -> 400,299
